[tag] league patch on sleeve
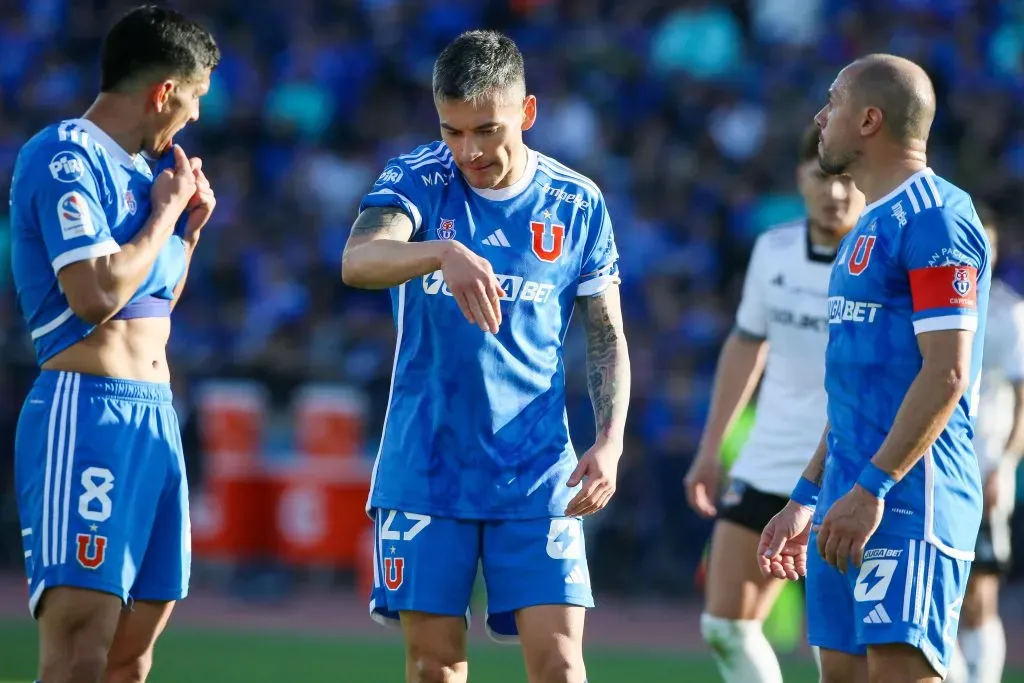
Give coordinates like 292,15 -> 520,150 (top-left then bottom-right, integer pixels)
57,191 -> 95,239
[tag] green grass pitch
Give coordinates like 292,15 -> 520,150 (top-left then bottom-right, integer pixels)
1,619 -> 1023,683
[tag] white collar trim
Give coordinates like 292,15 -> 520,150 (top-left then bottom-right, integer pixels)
467,148 -> 538,201
71,117 -> 136,169
862,167 -> 934,215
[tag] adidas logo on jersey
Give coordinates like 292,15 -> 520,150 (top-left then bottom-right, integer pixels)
483,229 -> 511,247
863,604 -> 892,624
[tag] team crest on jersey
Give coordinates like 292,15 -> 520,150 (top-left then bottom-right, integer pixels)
437,218 -> 456,241
529,220 -> 566,263
847,235 -> 877,276
75,533 -> 107,570
383,556 -> 405,590
124,189 -> 137,215
952,267 -> 972,296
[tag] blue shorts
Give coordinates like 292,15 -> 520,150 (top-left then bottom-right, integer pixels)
15,370 -> 190,616
369,509 -> 594,642
807,531 -> 970,678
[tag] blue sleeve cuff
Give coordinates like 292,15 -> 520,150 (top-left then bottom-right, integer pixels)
790,477 -> 820,508
856,463 -> 897,499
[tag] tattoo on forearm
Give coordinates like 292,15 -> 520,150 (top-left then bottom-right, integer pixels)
580,288 -> 630,436
349,206 -> 414,241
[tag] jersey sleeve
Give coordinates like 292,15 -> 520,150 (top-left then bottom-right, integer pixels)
577,193 -> 621,297
898,208 -> 987,335
1004,301 -> 1024,382
27,142 -> 120,274
734,234 -> 769,339
358,158 -> 426,237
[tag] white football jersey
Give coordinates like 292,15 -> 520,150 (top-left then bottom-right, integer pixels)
727,221 -> 835,497
973,279 -> 1024,474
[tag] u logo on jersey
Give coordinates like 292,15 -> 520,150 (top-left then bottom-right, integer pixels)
530,221 -> 565,263
848,235 -> 877,276
383,556 -> 405,590
75,533 -> 107,570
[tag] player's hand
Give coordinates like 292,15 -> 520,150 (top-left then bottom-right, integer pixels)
151,144 -> 197,219
757,500 -> 813,580
182,157 -> 215,247
564,438 -> 621,517
684,449 -> 722,518
440,242 -> 503,334
815,485 -> 884,574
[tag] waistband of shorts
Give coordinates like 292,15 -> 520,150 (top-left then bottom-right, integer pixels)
34,370 -> 173,404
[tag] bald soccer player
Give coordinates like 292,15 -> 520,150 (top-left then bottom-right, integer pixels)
757,54 -> 991,683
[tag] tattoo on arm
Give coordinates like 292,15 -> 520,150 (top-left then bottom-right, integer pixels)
347,206 -> 415,244
579,286 -> 630,438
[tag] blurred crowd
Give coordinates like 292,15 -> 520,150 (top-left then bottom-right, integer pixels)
2,0 -> 1024,593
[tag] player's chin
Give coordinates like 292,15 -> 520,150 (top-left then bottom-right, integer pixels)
460,164 -> 500,189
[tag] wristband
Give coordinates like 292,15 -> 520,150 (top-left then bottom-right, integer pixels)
857,463 -> 897,499
790,476 -> 821,508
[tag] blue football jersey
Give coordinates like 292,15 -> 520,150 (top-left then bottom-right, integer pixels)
821,168 -> 989,558
10,119 -> 187,365
359,142 -> 620,520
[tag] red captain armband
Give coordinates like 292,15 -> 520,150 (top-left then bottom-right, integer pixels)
909,265 -> 978,313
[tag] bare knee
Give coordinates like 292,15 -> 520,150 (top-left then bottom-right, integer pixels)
406,637 -> 466,683
526,644 -> 586,683
408,655 -> 465,683
38,587 -> 122,683
402,613 -> 467,683
517,606 -> 587,683
103,650 -> 153,683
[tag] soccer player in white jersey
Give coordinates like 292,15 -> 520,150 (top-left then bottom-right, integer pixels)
684,124 -> 865,683
342,31 -> 629,683
947,209 -> 1024,683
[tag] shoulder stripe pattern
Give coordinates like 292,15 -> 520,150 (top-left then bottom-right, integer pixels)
536,156 -> 600,198
400,143 -> 454,171
904,174 -> 944,214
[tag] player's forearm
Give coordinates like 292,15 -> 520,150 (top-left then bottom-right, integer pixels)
1002,382 -> 1024,464
93,210 -> 178,319
696,330 -> 767,456
342,239 -> 452,289
869,363 -> 969,483
580,287 -> 630,444
801,423 -> 830,488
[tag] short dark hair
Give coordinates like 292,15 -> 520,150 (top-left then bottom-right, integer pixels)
848,54 -> 935,145
798,124 -> 820,163
432,30 -> 526,103
100,5 -> 220,93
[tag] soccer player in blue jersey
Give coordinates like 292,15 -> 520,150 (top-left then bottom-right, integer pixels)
757,54 -> 990,683
342,30 -> 630,683
10,6 -> 218,683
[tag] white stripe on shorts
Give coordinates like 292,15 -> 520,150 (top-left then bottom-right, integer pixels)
41,371 -> 67,568
59,373 -> 81,565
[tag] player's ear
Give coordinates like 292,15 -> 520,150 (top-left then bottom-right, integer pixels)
148,80 -> 175,113
521,94 -> 537,132
860,106 -> 884,138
